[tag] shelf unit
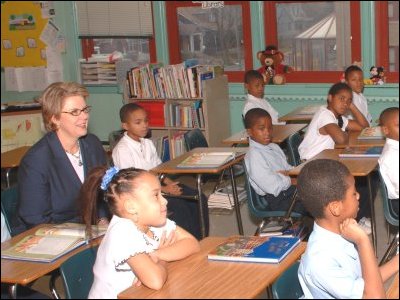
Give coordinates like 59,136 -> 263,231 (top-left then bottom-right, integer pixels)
125,75 -> 230,159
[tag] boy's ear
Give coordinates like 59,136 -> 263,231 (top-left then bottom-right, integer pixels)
121,122 -> 128,131
244,82 -> 249,90
381,125 -> 389,136
327,94 -> 333,104
246,128 -> 253,137
327,200 -> 342,217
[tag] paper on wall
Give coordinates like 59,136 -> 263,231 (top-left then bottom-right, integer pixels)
40,20 -> 59,48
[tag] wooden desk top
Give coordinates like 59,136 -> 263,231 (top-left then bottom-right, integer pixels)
1,224 -> 102,285
289,149 -> 379,177
1,146 -> 31,168
222,124 -> 308,146
387,272 -> 399,299
151,147 -> 248,175
335,131 -> 386,149
278,105 -> 322,123
118,236 -> 306,299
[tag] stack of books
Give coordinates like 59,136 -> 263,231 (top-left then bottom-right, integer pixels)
208,185 -> 247,210
259,219 -> 309,240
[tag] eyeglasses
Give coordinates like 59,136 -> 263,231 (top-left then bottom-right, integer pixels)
62,106 -> 92,116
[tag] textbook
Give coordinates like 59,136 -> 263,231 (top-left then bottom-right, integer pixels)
260,220 -> 309,240
207,235 -> 301,263
177,152 -> 235,169
1,223 -> 107,263
339,146 -> 383,158
357,126 -> 384,140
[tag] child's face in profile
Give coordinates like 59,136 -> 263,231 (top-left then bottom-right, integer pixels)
245,78 -> 265,99
382,110 -> 399,141
247,116 -> 273,145
122,109 -> 149,141
327,89 -> 352,117
339,175 -> 360,220
346,70 -> 364,94
131,172 -> 168,228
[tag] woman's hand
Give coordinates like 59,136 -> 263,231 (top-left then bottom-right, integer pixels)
162,182 -> 182,196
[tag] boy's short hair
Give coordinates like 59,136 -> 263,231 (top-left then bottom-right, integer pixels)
344,65 -> 363,80
119,103 -> 145,122
244,70 -> 264,84
297,159 -> 351,219
244,108 -> 271,129
379,107 -> 399,126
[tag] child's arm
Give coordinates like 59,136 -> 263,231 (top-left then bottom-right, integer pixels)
150,226 -> 200,262
127,253 -> 167,290
340,218 -> 385,298
320,123 -> 349,144
347,103 -> 369,130
379,254 -> 399,283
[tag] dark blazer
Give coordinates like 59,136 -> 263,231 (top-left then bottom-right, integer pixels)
17,131 -> 107,230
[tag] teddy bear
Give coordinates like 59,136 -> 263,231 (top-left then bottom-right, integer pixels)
256,45 -> 293,85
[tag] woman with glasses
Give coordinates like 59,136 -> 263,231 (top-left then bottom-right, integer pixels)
17,82 -> 109,232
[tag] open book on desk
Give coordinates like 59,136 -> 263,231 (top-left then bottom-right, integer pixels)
1,223 -> 107,263
357,126 -> 384,140
339,146 -> 383,158
207,235 -> 300,263
177,152 -> 236,169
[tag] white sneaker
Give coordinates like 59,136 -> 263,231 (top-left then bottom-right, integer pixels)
358,217 -> 372,235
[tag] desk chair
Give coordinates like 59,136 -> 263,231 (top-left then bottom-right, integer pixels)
243,162 -> 302,235
287,132 -> 303,167
378,172 -> 399,266
1,186 -> 25,236
52,246 -> 99,299
271,261 -> 303,299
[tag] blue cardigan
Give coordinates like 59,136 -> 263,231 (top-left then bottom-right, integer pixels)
17,131 -> 108,230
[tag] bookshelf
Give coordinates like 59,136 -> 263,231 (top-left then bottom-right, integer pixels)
79,59 -> 117,85
124,75 -> 230,160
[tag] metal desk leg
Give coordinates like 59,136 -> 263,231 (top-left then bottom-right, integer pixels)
229,165 -> 244,235
5,168 -> 11,188
367,173 -> 377,256
8,284 -> 17,299
196,174 -> 206,239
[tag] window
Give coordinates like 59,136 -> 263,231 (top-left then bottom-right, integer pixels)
166,1 -> 253,82
264,1 -> 361,83
376,1 -> 399,82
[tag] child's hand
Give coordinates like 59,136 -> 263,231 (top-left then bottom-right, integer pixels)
158,230 -> 177,249
339,218 -> 368,245
277,170 -> 290,176
162,182 -> 182,196
132,278 -> 142,287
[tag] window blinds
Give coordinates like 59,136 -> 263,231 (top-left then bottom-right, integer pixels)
75,1 -> 153,37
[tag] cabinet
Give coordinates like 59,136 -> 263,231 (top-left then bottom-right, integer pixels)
125,75 -> 230,159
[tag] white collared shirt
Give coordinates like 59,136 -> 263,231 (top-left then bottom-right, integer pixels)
243,94 -> 284,125
378,138 -> 399,199
112,132 -> 161,170
298,222 -> 364,299
299,107 -> 349,160
344,92 -> 372,125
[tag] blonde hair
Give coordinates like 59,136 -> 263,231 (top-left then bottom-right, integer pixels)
39,82 -> 89,131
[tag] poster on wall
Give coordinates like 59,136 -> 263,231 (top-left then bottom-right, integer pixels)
1,1 -> 48,67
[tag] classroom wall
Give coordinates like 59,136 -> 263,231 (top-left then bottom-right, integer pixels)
1,1 -> 398,141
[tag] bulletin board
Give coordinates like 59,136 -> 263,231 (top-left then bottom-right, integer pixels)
1,1 -> 48,67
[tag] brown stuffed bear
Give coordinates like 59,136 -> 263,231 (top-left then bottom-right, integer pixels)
256,45 -> 293,85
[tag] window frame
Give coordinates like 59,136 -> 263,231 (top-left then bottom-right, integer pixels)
165,1 -> 253,82
375,1 -> 399,83
263,1 -> 361,83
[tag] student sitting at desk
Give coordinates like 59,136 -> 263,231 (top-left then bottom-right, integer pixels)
297,159 -> 399,299
242,70 -> 284,125
17,82 -> 109,232
244,108 -> 305,214
378,107 -> 399,217
112,103 -> 209,240
298,82 -> 369,161
81,167 -> 200,299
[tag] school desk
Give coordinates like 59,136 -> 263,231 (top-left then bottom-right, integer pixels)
151,147 -> 248,238
222,124 -> 308,146
117,236 -> 306,299
288,149 -> 379,255
1,146 -> 30,188
278,105 -> 322,123
387,272 -> 399,299
335,130 -> 386,149
1,224 -> 102,299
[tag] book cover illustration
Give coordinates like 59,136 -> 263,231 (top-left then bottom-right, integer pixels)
357,126 -> 384,140
339,146 -> 383,158
207,235 -> 300,263
177,152 -> 234,168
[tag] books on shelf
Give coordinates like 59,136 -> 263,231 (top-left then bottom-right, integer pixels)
357,126 -> 384,140
1,223 -> 107,263
207,235 -> 301,263
177,152 -> 235,169
339,146 -> 383,158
